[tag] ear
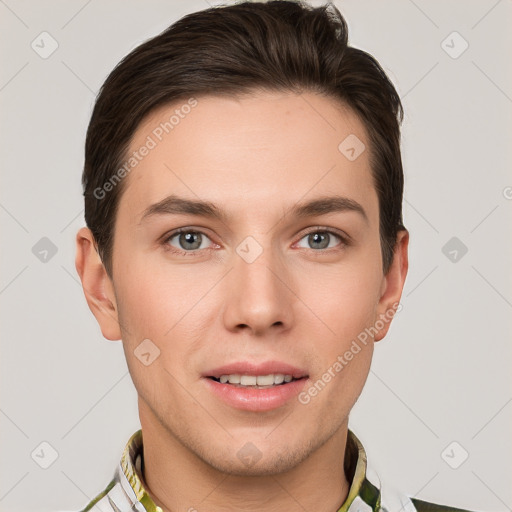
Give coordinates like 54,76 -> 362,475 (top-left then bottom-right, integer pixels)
374,229 -> 409,342
75,227 -> 122,341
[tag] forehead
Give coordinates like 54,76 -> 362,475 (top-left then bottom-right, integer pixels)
117,90 -> 377,226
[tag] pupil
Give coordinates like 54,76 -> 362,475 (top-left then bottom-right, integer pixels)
310,232 -> 328,249
181,232 -> 201,250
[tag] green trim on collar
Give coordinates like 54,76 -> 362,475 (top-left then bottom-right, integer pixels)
336,429 -> 381,512
120,429 -> 163,512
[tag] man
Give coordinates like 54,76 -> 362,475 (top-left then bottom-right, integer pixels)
73,1 -> 476,511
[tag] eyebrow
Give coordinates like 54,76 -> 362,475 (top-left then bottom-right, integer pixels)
139,194 -> 368,225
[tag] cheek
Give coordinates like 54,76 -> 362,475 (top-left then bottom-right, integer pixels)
115,269 -> 196,407
305,261 -> 381,341
296,254 -> 381,395
113,253 -> 211,373
113,245 -> 186,327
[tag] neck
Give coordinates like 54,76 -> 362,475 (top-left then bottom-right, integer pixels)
138,401 -> 351,512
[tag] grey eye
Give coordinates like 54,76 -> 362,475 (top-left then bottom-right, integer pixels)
167,231 -> 211,251
296,231 -> 342,250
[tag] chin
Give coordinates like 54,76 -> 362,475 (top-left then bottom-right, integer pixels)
207,452 -> 304,477
198,435 -> 317,477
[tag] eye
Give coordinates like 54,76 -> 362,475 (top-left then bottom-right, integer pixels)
161,227 -> 349,256
295,229 -> 347,251
162,229 -> 214,254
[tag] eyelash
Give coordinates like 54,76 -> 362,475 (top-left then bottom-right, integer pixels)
161,227 -> 351,257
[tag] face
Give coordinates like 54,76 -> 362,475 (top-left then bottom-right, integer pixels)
77,90 -> 408,476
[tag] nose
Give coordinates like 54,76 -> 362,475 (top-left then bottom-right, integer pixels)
222,239 -> 294,337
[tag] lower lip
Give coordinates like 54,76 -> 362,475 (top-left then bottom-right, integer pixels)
203,377 -> 309,412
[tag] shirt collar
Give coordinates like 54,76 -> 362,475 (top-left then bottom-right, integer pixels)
114,428 -> 382,512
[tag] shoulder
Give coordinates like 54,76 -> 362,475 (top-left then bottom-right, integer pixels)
410,497 -> 480,512
69,474 -> 118,512
368,466 -> 479,512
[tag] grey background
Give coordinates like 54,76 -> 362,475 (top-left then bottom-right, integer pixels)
0,1 -> 511,511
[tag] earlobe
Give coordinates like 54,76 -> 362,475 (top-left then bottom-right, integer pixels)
374,229 -> 409,342
75,227 -> 122,341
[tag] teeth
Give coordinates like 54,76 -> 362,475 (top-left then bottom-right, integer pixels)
274,374 -> 285,384
216,373 -> 296,386
241,375 -> 257,386
256,375 -> 274,386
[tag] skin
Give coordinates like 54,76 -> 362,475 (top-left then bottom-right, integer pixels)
75,90 -> 408,512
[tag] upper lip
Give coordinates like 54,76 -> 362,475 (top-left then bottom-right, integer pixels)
203,360 -> 308,379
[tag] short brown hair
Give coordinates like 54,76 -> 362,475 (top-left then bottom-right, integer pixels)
82,0 -> 405,278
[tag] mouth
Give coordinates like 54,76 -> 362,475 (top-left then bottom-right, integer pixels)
203,360 -> 308,386
207,373 -> 306,389
202,361 -> 309,411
